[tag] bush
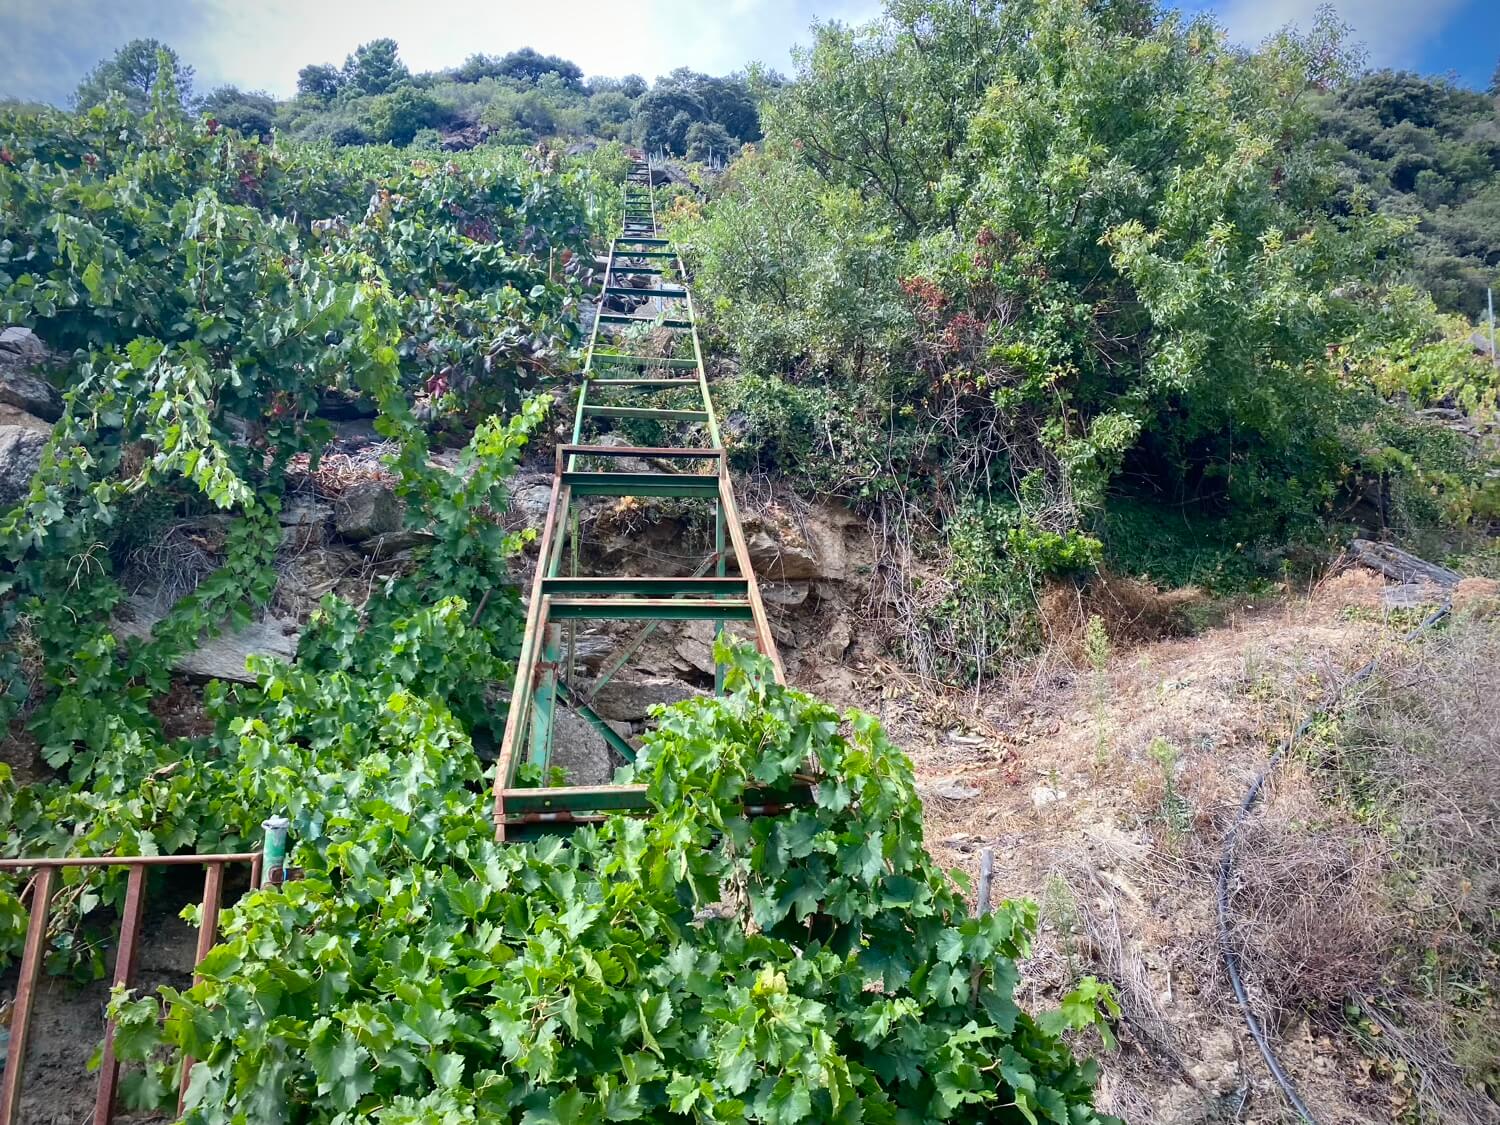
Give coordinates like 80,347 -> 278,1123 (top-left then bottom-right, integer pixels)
370,86 -> 447,146
96,644 -> 1119,1123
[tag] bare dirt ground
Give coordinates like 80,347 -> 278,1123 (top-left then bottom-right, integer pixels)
800,567 -> 1450,1125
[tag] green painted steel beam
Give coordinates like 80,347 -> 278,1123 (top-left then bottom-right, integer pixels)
615,237 -> 669,246
504,784 -> 649,815
609,250 -> 675,259
599,314 -> 692,329
559,442 -> 723,460
581,405 -> 708,421
609,267 -> 664,276
560,470 -> 719,498
605,285 -> 687,299
547,597 -> 754,621
542,576 -> 748,597
527,629 -> 560,771
587,378 -> 699,388
591,355 -> 697,369
500,781 -> 813,817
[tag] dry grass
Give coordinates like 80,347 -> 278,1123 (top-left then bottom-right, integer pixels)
810,566 -> 1500,1121
1223,783 -> 1396,1025
1039,571 -> 1205,660
1323,612 -> 1500,1120
121,518 -> 228,604
286,441 -> 399,498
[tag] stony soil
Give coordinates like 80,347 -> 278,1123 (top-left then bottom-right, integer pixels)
801,566 -> 1469,1124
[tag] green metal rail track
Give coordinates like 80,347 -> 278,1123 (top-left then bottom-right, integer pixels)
492,157 -> 794,841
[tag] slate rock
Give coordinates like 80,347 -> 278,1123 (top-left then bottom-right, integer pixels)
0,425 -> 47,507
0,367 -> 63,423
0,327 -> 46,359
335,482 -> 401,541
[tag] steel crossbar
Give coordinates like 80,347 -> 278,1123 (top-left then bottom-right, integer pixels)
492,156 -> 796,839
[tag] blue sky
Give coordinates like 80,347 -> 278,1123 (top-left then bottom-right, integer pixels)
0,0 -> 1494,107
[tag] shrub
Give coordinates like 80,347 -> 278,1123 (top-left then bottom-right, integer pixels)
99,644 -> 1119,1123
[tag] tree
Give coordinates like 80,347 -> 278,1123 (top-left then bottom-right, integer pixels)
454,53 -> 503,83
631,87 -> 706,154
197,86 -> 277,138
73,38 -> 193,112
1317,68 -> 1500,316
495,47 -> 584,88
656,69 -> 759,143
677,0 -> 1417,607
685,120 -> 734,161
297,63 -> 343,103
342,38 -> 410,96
765,0 -> 1015,233
370,87 -> 445,146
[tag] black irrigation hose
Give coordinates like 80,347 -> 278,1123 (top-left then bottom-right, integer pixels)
1215,598 -> 1452,1124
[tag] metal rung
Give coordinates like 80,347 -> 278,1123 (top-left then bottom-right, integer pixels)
605,285 -> 687,299
615,237 -> 669,246
591,355 -> 697,369
610,250 -> 675,259
599,314 -> 691,329
609,266 -> 664,276
582,405 -> 708,421
547,597 -> 754,621
560,443 -> 722,460
499,782 -> 812,817
562,470 -> 719,498
542,576 -> 747,597
587,378 -> 699,387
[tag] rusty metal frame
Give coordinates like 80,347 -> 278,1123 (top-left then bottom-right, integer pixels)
0,853 -> 262,1125
492,158 -> 799,839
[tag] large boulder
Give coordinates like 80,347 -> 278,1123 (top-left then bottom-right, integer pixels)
0,328 -> 63,424
0,367 -> 63,423
549,710 -> 613,786
335,482 -> 401,542
0,425 -> 47,507
587,676 -> 700,723
112,595 -> 301,683
742,501 -> 865,582
0,327 -> 46,361
506,472 -> 554,530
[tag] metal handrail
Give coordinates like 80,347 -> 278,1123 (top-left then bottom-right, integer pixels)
0,852 -> 263,1125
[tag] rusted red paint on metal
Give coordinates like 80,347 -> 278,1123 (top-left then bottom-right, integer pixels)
0,866 -> 55,1125
0,853 -> 260,1125
178,860 -> 226,1112
93,863 -> 146,1124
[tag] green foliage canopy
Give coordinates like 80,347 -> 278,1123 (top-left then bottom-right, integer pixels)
1317,68 -> 1500,317
94,644 -> 1117,1123
73,38 -> 194,113
668,0 -> 1486,673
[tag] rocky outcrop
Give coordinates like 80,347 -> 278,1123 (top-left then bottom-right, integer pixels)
0,327 -> 47,361
548,710 -> 613,786
112,595 -> 301,684
0,425 -> 47,507
335,482 -> 401,541
439,123 -> 493,151
742,501 -> 869,582
587,676 -> 701,723
0,328 -> 60,506
0,365 -> 63,423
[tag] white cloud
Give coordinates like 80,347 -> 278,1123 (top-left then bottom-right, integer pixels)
1213,0 -> 1468,67
0,0 -> 884,104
